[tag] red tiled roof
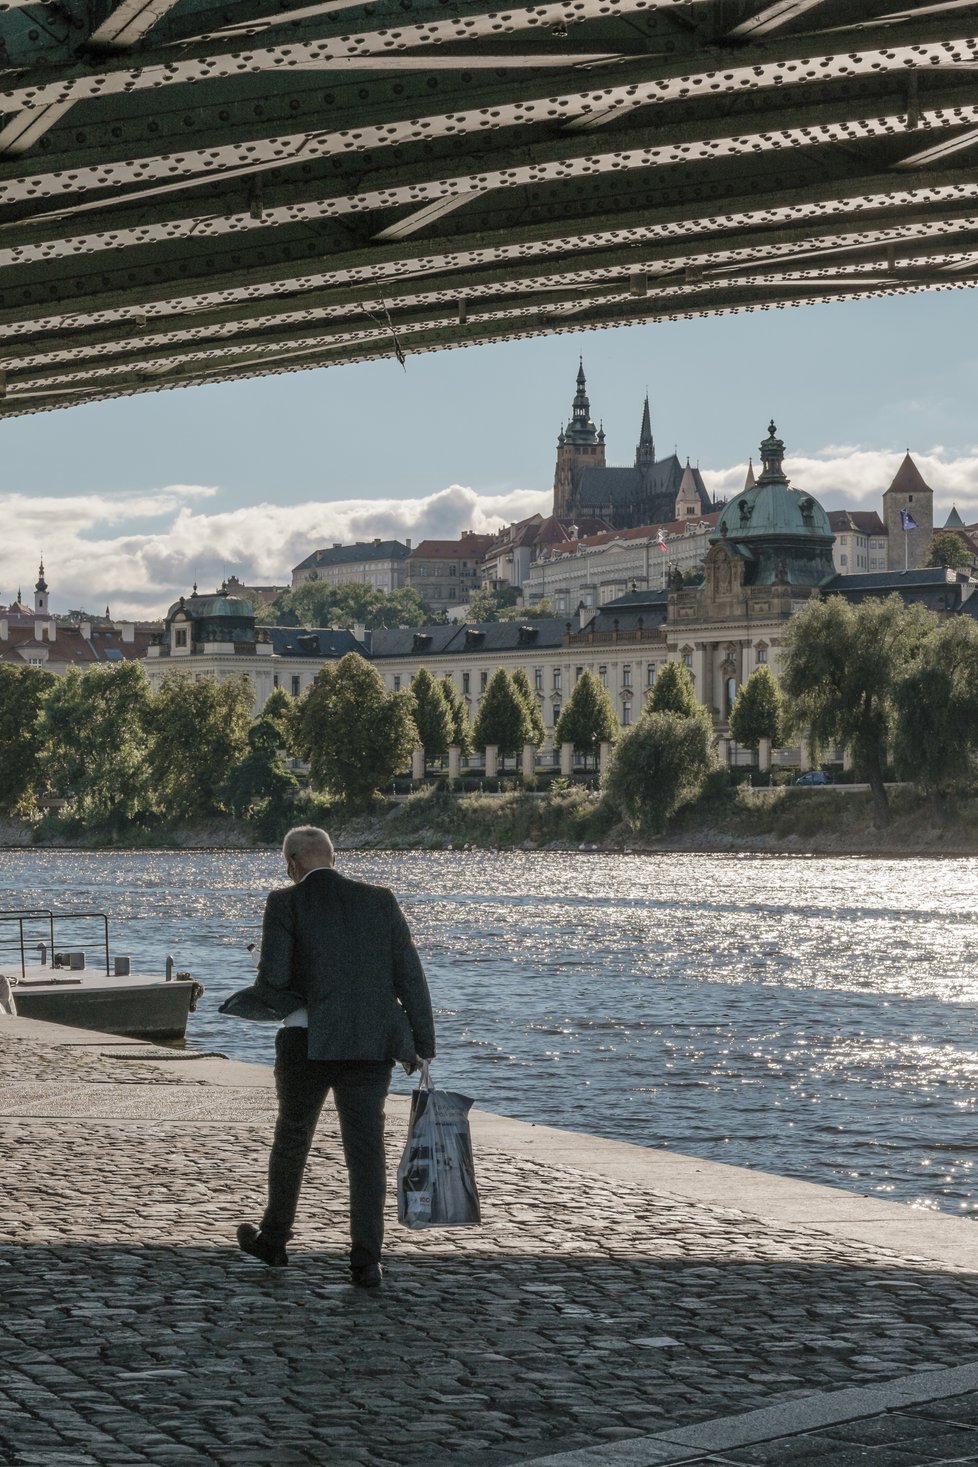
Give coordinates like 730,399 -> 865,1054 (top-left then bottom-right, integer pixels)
544,511 -> 721,557
409,535 -> 493,559
828,510 -> 886,535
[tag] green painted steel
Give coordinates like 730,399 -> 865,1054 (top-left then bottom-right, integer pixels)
0,0 -> 976,413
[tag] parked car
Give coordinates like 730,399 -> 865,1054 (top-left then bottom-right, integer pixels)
795,770 -> 830,786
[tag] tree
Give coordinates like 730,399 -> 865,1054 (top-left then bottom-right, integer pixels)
409,667 -> 454,769
472,667 -> 531,765
467,587 -> 519,623
604,710 -> 715,832
893,618 -> 978,815
781,593 -> 935,827
221,717 -> 299,818
147,673 -> 253,822
274,581 -> 430,630
511,666 -> 546,748
298,652 -> 417,806
39,663 -> 155,833
0,665 -> 56,814
646,660 -> 700,717
728,665 -> 786,753
554,670 -> 618,765
261,687 -> 299,750
927,532 -> 972,571
439,675 -> 472,755
497,598 -> 554,621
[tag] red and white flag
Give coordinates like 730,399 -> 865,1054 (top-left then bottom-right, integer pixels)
656,530 -> 667,552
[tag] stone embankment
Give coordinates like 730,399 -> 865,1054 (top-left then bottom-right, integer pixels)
5,1014 -> 978,1465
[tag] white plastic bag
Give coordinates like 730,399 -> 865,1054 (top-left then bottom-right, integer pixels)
397,1062 -> 481,1228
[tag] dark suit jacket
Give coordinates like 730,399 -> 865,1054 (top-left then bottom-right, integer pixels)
247,867 -> 435,1064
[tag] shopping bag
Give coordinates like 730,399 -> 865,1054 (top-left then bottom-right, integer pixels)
397,1062 -> 481,1228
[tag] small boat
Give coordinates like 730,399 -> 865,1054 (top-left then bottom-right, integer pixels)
0,908 -> 203,1040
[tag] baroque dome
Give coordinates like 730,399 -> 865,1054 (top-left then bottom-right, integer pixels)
715,422 -> 832,543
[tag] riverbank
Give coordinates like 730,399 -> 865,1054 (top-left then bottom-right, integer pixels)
3,783 -> 978,854
5,1012 -> 978,1467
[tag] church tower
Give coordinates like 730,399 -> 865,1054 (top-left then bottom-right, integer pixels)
553,358 -> 605,516
34,560 -> 49,616
635,395 -> 655,471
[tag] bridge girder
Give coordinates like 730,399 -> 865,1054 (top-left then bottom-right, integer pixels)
0,1 -> 976,412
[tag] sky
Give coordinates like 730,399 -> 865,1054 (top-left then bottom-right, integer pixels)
5,286 -> 978,619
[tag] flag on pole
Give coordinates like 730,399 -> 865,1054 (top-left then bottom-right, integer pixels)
900,509 -> 918,531
656,530 -> 667,552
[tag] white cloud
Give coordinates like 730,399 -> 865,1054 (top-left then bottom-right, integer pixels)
5,446 -> 977,620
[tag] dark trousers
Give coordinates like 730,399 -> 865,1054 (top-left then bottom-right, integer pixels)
260,1027 -> 393,1269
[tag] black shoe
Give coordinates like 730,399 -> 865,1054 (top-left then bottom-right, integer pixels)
236,1223 -> 288,1267
351,1262 -> 383,1288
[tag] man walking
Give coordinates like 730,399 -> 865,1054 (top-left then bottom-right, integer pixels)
233,825 -> 435,1286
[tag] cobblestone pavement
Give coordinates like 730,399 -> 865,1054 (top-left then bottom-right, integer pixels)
4,1028 -> 978,1466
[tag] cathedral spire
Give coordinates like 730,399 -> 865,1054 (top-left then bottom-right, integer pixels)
34,558 -> 49,616
635,394 -> 655,468
561,357 -> 599,446
744,458 -> 756,490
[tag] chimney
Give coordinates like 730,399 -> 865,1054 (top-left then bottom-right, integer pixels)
332,542 -> 342,550
373,538 -> 382,546
405,538 -> 412,550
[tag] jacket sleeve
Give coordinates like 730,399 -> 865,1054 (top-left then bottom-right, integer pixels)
389,893 -> 436,1059
252,888 -> 307,1017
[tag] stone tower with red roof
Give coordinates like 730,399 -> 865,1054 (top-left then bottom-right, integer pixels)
882,453 -> 933,570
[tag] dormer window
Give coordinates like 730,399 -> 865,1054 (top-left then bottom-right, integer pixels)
175,628 -> 188,648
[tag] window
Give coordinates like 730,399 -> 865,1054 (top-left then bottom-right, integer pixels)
647,663 -> 656,686
291,676 -> 301,697
575,666 -> 583,683
622,703 -> 632,727
174,628 -> 188,648
462,672 -> 470,695
622,665 -> 632,687
449,565 -> 457,576
840,554 -> 848,566
553,669 -> 562,692
273,674 -> 280,688
756,646 -> 767,664
598,665 -> 607,687
393,676 -> 401,692
552,702 -> 561,723
481,671 -> 488,692
682,652 -> 692,670
534,668 -> 543,691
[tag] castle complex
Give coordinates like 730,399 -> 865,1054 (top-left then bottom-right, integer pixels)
553,360 -> 714,529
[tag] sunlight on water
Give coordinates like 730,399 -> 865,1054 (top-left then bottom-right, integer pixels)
2,849 -> 977,1217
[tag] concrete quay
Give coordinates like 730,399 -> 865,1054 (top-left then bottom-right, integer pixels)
4,1017 -> 978,1466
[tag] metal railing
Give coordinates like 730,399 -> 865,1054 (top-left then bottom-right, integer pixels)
0,909 -> 110,978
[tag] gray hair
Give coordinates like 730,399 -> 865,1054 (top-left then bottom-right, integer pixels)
282,825 -> 335,867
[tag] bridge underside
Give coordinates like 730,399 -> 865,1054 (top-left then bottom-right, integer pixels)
1,0 -> 978,414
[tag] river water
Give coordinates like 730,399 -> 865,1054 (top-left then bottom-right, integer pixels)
2,849 -> 976,1218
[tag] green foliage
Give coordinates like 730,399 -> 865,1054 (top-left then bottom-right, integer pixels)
894,617 -> 978,808
604,709 -> 716,832
472,667 -> 532,761
439,675 -> 472,755
261,686 -> 296,742
645,660 -> 700,717
511,667 -> 546,748
298,652 -> 417,806
409,667 -> 454,767
497,598 -> 554,621
147,673 -> 253,822
781,593 -> 936,826
220,717 -> 299,818
927,532 -> 972,570
39,662 -> 156,834
275,581 -> 429,630
728,665 -> 786,751
0,665 -> 56,814
466,586 -> 519,623
554,670 -> 618,760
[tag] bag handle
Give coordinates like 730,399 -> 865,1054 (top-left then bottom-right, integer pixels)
419,1059 -> 434,1091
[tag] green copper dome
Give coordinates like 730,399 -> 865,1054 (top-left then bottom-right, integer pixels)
165,586 -> 255,622
716,422 -> 832,541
